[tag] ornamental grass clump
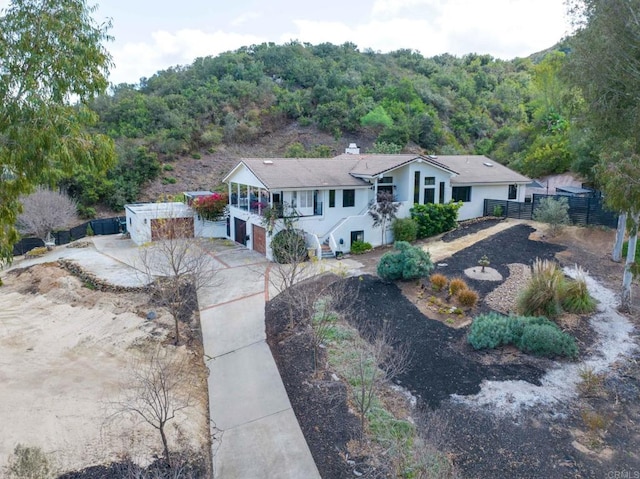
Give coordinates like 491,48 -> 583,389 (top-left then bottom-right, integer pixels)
448,277 -> 468,297
561,267 -> 597,314
429,273 -> 448,292
457,288 -> 479,308
517,258 -> 565,319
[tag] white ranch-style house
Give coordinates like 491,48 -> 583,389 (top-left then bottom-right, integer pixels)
223,145 -> 529,260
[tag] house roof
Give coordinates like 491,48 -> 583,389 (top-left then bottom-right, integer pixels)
434,155 -> 530,185
238,158 -> 370,189
333,153 -> 458,177
225,154 -> 528,189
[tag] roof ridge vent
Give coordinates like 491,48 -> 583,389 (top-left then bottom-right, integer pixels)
483,161 -> 493,167
263,160 -> 274,165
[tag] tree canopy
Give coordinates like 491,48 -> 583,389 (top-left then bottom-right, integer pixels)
0,0 -> 115,262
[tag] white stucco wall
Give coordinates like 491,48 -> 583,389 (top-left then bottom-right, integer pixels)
125,202 -> 193,245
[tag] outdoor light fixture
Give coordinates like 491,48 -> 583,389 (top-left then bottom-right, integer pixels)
339,238 -> 344,245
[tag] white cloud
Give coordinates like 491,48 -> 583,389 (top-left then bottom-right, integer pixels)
371,0 -> 438,17
230,11 -> 262,27
283,0 -> 568,59
109,29 -> 265,85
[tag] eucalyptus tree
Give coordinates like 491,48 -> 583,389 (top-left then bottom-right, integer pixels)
565,0 -> 640,311
0,0 -> 115,263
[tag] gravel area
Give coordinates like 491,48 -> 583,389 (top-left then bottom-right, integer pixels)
484,263 -> 532,315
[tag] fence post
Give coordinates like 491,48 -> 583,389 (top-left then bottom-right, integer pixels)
586,198 -> 591,225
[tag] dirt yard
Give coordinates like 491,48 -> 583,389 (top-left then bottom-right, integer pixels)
0,263 -> 209,476
267,220 -> 640,478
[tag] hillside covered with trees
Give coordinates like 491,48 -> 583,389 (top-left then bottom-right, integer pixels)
69,41 -> 586,214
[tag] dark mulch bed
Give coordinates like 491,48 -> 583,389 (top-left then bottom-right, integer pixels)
266,285 -> 360,479
267,223 -> 636,478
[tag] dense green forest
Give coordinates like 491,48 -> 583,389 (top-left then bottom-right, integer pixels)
70,41 -> 589,215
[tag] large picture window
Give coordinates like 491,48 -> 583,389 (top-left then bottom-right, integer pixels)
343,189 -> 355,207
508,184 -> 518,200
452,186 -> 471,202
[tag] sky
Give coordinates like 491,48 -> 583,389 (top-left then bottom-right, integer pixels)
1,0 -> 571,86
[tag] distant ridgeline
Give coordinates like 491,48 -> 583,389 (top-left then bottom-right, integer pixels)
69,42 -> 584,214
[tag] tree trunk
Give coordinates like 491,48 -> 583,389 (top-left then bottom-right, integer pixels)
173,314 -> 181,346
620,213 -> 639,313
612,212 -> 627,262
160,424 -> 171,468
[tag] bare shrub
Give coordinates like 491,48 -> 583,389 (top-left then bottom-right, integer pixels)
111,348 -> 196,469
17,187 -> 78,242
138,213 -> 219,346
348,325 -> 411,433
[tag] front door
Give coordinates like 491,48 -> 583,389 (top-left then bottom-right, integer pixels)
234,217 -> 247,245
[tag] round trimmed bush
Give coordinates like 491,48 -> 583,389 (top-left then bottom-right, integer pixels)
271,228 -> 307,264
377,241 -> 433,281
517,323 -> 578,359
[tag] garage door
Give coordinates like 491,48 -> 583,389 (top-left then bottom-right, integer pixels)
253,225 -> 266,255
150,217 -> 194,241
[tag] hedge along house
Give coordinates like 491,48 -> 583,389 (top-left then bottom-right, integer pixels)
222,146 -> 530,260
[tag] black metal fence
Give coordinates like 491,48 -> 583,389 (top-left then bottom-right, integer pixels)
484,194 -> 618,228
12,217 -> 126,256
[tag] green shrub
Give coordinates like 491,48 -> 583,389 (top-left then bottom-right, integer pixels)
392,217 -> 418,242
377,241 -> 433,281
410,202 -> 462,239
77,205 -> 96,219
350,240 -> 373,254
468,313 -> 578,359
492,204 -> 504,217
517,258 -> 566,319
162,176 -> 177,185
162,163 -> 174,171
191,153 -> 202,159
429,273 -> 448,292
271,228 -> 307,264
517,323 -> 578,359
533,197 -> 570,236
468,313 -> 512,349
86,223 -> 94,237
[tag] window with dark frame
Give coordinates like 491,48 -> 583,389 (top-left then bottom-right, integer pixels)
439,181 -> 445,203
329,189 -> 335,207
424,188 -> 435,204
452,186 -> 472,202
343,189 -> 355,207
508,184 -> 517,200
414,171 -> 420,204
